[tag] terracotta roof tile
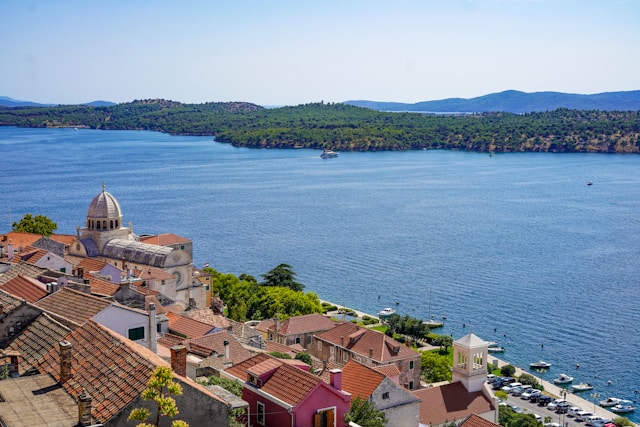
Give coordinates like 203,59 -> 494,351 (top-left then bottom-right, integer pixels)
166,311 -> 217,338
461,414 -> 501,427
183,308 -> 232,329
342,360 -> 386,399
187,331 -> 251,363
77,257 -> 109,273
373,363 -> 401,378
0,231 -> 43,252
278,313 -> 337,335
0,274 -> 48,303
0,288 -> 26,312
85,273 -> 120,297
157,332 -> 186,348
4,312 -> 71,374
315,322 -> 419,363
412,382 -> 494,426
35,287 -> 111,325
0,261 -> 46,286
139,233 -> 191,245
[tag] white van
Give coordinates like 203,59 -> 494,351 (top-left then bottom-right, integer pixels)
567,407 -> 582,417
576,411 -> 594,422
586,416 -> 604,426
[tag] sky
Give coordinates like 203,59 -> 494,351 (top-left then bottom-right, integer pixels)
2,0 -> 639,106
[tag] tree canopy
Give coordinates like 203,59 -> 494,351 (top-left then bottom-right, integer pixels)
12,213 -> 57,236
128,366 -> 188,427
344,396 -> 388,427
260,263 -> 304,291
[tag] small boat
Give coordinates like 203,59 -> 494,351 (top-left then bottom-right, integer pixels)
587,181 -> 593,185
530,360 -> 552,369
320,149 -> 338,158
599,397 -> 622,407
553,373 -> 574,384
571,382 -> 594,392
423,288 -> 443,327
487,342 -> 505,353
611,400 -> 635,413
378,307 -> 396,318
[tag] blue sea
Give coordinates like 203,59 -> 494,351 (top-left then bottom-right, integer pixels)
1,127 -> 639,420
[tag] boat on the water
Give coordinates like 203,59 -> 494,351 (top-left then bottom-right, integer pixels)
423,288 -> 443,327
320,149 -> 338,158
553,373 -> 574,384
611,400 -> 635,413
571,382 -> 594,392
599,397 -> 622,407
487,342 -> 505,353
378,307 -> 396,318
530,360 -> 552,369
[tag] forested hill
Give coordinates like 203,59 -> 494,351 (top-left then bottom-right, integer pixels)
1,99 -> 639,153
345,90 -> 640,114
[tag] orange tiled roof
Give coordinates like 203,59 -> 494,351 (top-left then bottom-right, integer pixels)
77,257 -> 109,274
139,233 -> 191,246
342,359 -> 386,399
35,287 -> 111,326
265,341 -> 298,358
137,266 -> 175,281
315,322 -> 419,363
4,312 -> 71,375
49,234 -> 76,246
183,308 -> 232,329
166,312 -> 217,338
0,261 -> 46,286
13,246 -> 48,265
412,381 -> 494,426
157,332 -> 187,349
253,319 -> 275,333
187,331 -> 252,362
85,273 -> 120,297
0,288 -> 28,312
461,414 -> 501,427
0,231 -> 43,252
277,313 -> 337,335
0,274 -> 48,303
373,364 -> 401,378
225,353 -> 324,406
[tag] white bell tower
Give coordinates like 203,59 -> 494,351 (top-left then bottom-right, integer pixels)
451,332 -> 489,392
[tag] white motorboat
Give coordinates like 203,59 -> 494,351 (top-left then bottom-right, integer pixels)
530,360 -> 552,369
599,397 -> 622,407
378,307 -> 396,318
553,373 -> 574,384
571,382 -> 594,392
320,149 -> 338,158
611,400 -> 635,413
487,342 -> 505,353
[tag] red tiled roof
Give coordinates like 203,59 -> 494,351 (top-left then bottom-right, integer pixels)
265,341 -> 298,358
0,274 -> 48,303
35,287 -> 111,326
139,233 -> 191,246
32,320 -> 226,424
0,261 -> 46,286
49,234 -> 76,246
137,266 -> 175,281
4,312 -> 71,374
342,359 -> 386,399
461,414 -> 501,427
166,312 -> 216,338
183,308 -> 232,329
412,382 -> 494,426
77,257 -> 109,274
85,273 -> 120,297
253,319 -> 275,333
157,332 -> 186,349
0,231 -> 42,252
277,313 -> 337,335
0,289 -> 24,312
373,364 -> 401,378
13,246 -> 48,265
315,322 -> 419,363
225,353 -> 324,406
187,331 -> 251,362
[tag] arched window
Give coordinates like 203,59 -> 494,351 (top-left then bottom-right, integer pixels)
115,220 -> 119,228
97,221 -> 101,230
102,220 -> 107,229
110,220 -> 114,229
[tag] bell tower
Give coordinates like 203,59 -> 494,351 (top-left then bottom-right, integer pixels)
451,332 -> 489,392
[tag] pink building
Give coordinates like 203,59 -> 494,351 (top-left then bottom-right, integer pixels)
224,353 -> 351,427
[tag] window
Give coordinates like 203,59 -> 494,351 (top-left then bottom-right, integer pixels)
318,341 -> 322,351
295,337 -> 301,344
382,392 -> 390,399
342,352 -> 348,363
409,360 -> 414,370
409,380 -> 414,390
257,402 -> 265,425
128,327 -> 145,341
180,245 -> 185,250
314,408 -> 336,427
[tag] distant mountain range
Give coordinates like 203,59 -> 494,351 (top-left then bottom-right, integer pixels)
344,90 -> 640,113
0,96 -> 115,108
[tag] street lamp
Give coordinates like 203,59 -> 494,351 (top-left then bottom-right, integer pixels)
590,392 -> 600,414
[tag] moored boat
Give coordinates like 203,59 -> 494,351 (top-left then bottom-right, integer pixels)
530,360 -> 552,369
571,382 -> 594,392
611,400 -> 635,413
553,373 -> 574,384
378,307 -> 396,318
599,397 -> 622,407
487,342 -> 505,353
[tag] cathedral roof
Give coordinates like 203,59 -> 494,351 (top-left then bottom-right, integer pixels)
87,186 -> 122,220
102,239 -> 173,267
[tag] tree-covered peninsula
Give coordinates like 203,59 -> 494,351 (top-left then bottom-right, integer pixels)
1,99 -> 639,153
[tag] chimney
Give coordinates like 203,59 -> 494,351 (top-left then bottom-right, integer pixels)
59,340 -> 73,382
340,336 -> 344,346
170,344 -> 187,377
329,369 -> 342,391
224,340 -> 230,359
149,303 -> 158,353
78,389 -> 93,426
7,239 -> 13,261
369,347 -> 373,358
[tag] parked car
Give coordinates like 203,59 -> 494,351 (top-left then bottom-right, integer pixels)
547,399 -> 567,410
555,402 -> 572,414
586,416 -> 604,426
487,374 -> 497,383
544,423 -> 561,427
591,419 -> 613,427
512,386 -> 530,396
568,406 -> 583,417
502,382 -> 523,393
576,411 -> 594,422
538,395 -> 553,406
521,389 -> 542,400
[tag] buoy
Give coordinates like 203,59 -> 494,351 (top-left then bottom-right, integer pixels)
576,364 -> 580,369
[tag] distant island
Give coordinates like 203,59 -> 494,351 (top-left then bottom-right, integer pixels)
1,96 -> 639,154
345,89 -> 640,114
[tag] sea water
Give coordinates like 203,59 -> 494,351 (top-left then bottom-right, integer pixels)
1,127 -> 638,419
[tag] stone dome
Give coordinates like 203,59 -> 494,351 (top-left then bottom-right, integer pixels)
86,185 -> 123,231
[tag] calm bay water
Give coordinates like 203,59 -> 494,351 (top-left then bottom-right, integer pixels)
1,127 -> 639,418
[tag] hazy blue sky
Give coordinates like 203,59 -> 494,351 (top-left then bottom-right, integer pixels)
2,0 -> 638,105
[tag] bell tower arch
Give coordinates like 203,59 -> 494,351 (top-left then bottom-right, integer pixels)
452,332 -> 489,392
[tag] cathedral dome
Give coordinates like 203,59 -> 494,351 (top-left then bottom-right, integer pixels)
86,185 -> 123,231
